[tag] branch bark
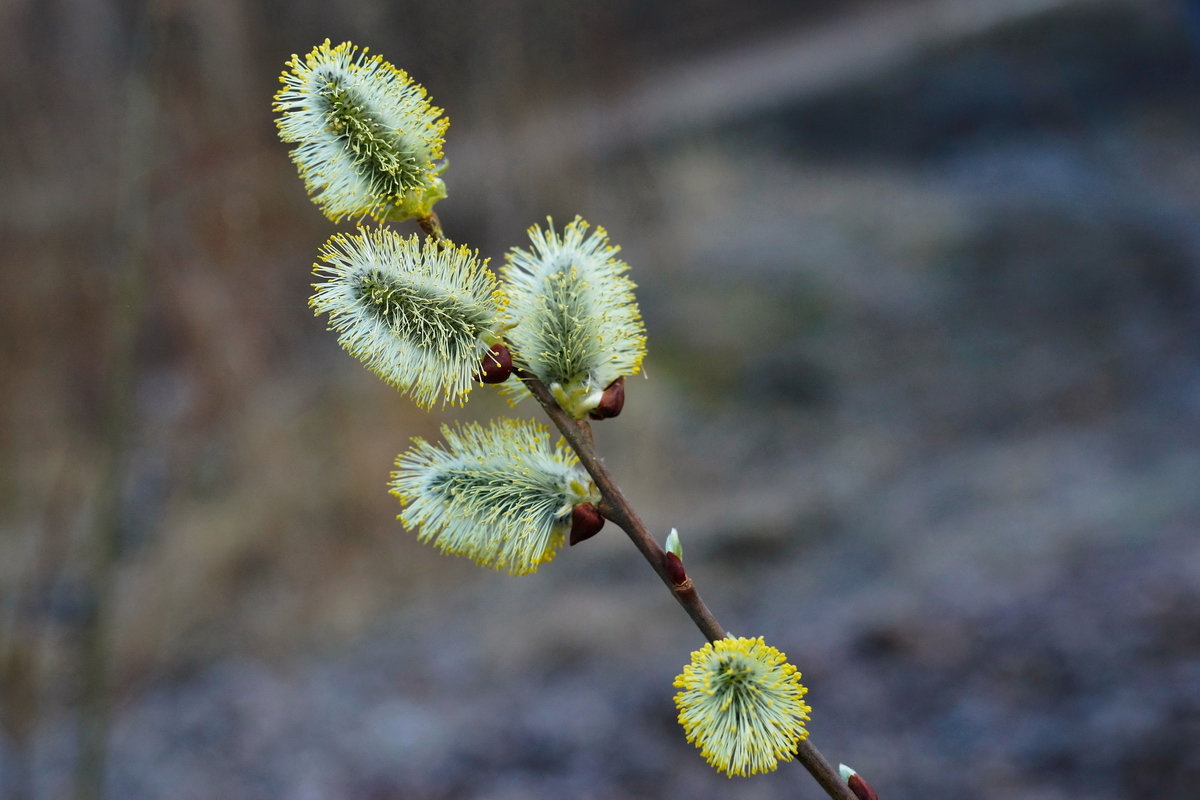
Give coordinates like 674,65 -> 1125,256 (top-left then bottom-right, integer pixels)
419,216 -> 860,799
518,371 -> 857,800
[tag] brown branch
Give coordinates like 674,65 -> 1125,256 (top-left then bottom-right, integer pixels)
427,212 -> 860,798
307,50 -> 866,800
519,373 -> 725,639
518,371 -> 857,800
798,742 -> 860,800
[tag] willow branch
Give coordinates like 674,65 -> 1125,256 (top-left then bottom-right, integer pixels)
517,371 -> 857,800
419,213 -> 857,799
518,372 -> 725,639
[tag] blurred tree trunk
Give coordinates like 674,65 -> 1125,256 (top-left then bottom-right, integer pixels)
72,5 -> 165,798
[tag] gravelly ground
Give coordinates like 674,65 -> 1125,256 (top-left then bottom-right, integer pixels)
21,483 -> 1200,800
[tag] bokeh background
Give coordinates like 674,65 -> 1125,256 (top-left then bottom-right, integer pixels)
3,0 -> 1199,798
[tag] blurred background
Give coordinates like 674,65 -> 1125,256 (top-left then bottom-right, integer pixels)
2,0 -> 1199,797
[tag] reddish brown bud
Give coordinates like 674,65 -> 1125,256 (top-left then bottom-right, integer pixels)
663,551 -> 687,585
587,376 -> 625,420
848,774 -> 879,800
475,344 -> 512,384
569,502 -> 604,546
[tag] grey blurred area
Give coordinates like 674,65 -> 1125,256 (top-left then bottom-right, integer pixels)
2,0 -> 1199,797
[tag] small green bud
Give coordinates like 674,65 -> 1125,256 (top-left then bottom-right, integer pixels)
550,381 -> 605,419
840,765 -> 879,800
665,527 -> 683,560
